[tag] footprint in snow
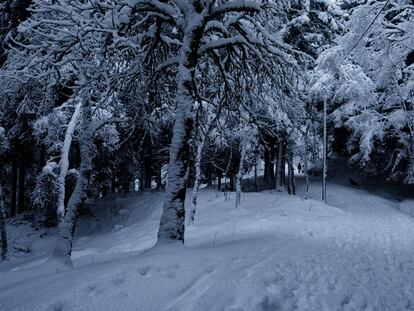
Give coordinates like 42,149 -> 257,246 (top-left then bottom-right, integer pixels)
86,282 -> 106,295
111,276 -> 126,286
137,265 -> 151,277
48,301 -> 67,311
158,264 -> 180,278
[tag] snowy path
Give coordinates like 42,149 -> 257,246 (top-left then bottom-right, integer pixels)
1,183 -> 414,310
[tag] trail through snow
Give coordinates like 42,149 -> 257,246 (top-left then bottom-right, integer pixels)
0,180 -> 413,311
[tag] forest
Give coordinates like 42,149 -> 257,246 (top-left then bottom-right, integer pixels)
0,1 -> 414,310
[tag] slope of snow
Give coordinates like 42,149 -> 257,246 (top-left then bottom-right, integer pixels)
1,180 -> 414,311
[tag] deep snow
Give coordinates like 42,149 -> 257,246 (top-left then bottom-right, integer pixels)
1,179 -> 414,311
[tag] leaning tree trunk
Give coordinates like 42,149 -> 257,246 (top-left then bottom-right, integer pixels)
0,184 -> 8,261
235,142 -> 247,208
52,104 -> 93,265
56,102 -> 82,222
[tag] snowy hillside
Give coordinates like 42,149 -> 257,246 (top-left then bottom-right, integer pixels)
1,180 -> 414,311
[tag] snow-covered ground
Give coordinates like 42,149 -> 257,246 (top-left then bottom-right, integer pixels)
1,179 -> 414,311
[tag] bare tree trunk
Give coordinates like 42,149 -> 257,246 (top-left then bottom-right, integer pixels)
217,170 -> 222,191
287,146 -> 296,195
111,175 -> 116,193
10,155 -> 17,216
254,154 -> 258,192
235,143 -> 247,208
52,104 -> 93,265
281,143 -> 286,188
304,120 -> 311,200
276,139 -> 284,191
224,149 -> 233,201
17,151 -> 25,213
143,135 -> 153,190
0,184 -> 8,261
322,97 -> 327,203
156,160 -> 162,191
263,143 -> 275,187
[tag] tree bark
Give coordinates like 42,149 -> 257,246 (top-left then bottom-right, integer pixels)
143,134 -> 153,190
276,139 -> 284,191
217,170 -> 222,191
304,120 -> 311,200
235,143 -> 247,208
17,151 -> 25,213
10,155 -> 17,216
156,160 -> 162,191
0,184 -> 8,261
254,154 -> 259,192
281,142 -> 286,188
287,146 -> 296,195
158,98 -> 193,241
322,97 -> 327,203
263,142 -> 275,187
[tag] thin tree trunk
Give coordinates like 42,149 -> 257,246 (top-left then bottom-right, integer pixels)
224,149 -> 233,200
287,157 -> 292,195
0,184 -> 8,261
111,175 -> 116,193
52,104 -> 93,265
143,135 -> 153,190
276,139 -> 284,191
56,102 -> 82,222
322,97 -> 327,203
287,146 -> 296,195
229,174 -> 235,192
189,110 -> 217,223
156,160 -> 162,191
263,146 -> 275,187
17,151 -> 25,213
235,143 -> 247,208
10,155 -> 17,216
304,120 -> 311,200
217,170 -> 222,191
207,166 -> 213,187
254,154 -> 258,192
189,138 -> 205,223
281,143 -> 286,188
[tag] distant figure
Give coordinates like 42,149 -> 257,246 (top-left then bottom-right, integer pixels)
349,178 -> 360,187
297,163 -> 302,173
